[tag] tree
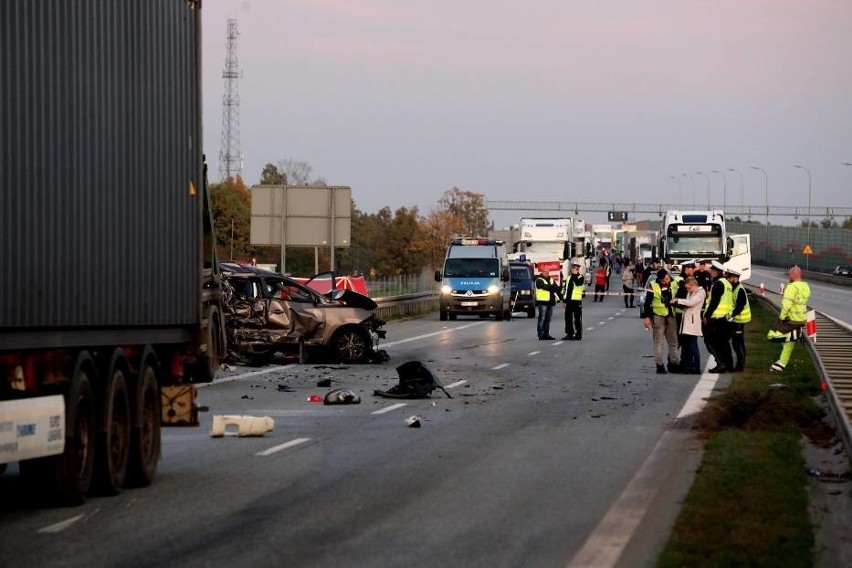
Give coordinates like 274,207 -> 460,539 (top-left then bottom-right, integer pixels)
260,163 -> 286,185
209,176 -> 251,261
438,187 -> 489,236
842,217 -> 852,230
277,159 -> 314,185
421,208 -> 466,269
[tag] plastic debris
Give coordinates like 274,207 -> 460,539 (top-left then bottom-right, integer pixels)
323,388 -> 361,405
406,415 -> 422,428
210,415 -> 274,437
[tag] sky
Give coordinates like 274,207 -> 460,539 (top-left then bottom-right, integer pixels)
201,0 -> 852,228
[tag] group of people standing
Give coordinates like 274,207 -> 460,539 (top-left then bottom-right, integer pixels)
642,259 -> 751,375
532,256 -> 811,377
533,263 -> 585,341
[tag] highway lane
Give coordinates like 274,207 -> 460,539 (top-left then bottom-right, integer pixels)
0,301 -> 709,568
750,266 -> 852,325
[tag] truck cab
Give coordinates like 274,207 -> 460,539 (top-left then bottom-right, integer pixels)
434,238 -> 512,321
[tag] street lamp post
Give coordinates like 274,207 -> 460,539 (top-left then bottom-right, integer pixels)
681,173 -> 695,207
750,166 -> 769,264
727,168 -> 744,214
793,164 -> 812,270
669,175 -> 682,206
695,171 -> 711,208
710,170 -> 727,212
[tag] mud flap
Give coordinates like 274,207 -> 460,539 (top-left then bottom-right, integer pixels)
161,386 -> 199,426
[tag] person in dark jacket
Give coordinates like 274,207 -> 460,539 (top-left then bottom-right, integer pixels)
534,267 -> 562,340
562,262 -> 585,340
727,268 -> 750,372
703,261 -> 734,373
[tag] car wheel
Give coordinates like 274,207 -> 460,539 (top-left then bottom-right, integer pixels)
527,307 -> 535,318
449,313 -> 457,320
331,327 -> 370,363
439,310 -> 448,321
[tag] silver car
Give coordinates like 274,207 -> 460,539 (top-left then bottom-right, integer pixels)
221,264 -> 386,365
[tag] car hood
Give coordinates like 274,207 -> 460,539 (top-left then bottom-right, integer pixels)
330,289 -> 377,311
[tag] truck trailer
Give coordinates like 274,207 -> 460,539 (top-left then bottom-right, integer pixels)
0,0 -> 225,504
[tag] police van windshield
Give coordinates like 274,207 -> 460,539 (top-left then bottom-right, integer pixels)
444,258 -> 500,277
511,267 -> 531,281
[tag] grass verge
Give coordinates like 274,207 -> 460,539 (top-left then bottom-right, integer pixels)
658,292 -> 832,568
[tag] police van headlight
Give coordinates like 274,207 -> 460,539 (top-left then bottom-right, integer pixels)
487,284 -> 500,295
520,289 -> 531,295
441,285 -> 452,294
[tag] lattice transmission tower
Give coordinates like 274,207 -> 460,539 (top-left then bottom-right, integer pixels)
218,18 -> 242,181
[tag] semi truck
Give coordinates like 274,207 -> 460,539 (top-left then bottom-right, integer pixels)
0,0 -> 225,504
658,210 -> 751,281
510,218 -> 592,284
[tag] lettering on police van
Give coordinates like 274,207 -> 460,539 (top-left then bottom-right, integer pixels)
0,420 -> 12,433
50,415 -> 61,428
17,423 -> 37,437
48,427 -> 63,442
0,442 -> 19,454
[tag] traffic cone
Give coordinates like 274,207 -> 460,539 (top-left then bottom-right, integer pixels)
759,282 -> 765,295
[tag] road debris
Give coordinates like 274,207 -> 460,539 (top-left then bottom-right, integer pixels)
324,388 -> 361,405
210,415 -> 274,437
374,361 -> 452,399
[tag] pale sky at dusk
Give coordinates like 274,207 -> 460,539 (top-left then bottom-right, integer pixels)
201,1 -> 852,227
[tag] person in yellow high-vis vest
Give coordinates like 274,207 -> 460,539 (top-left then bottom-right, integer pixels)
642,269 -> 681,374
703,260 -> 734,373
726,268 -> 751,372
535,267 -> 562,340
562,262 -> 585,340
770,266 -> 811,372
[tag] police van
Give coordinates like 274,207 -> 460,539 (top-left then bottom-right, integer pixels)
434,237 -> 512,321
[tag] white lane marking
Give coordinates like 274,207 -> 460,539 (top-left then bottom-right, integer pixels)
444,380 -> 468,389
567,431 -> 686,568
372,402 -> 407,415
676,362 -> 723,419
569,360 -> 720,566
38,513 -> 87,534
199,365 -> 293,387
256,437 -> 311,457
608,317 -> 615,320
598,321 -> 606,325
492,363 -> 510,370
586,327 -> 594,331
381,322 -> 485,348
553,341 -> 564,345
528,351 -> 541,356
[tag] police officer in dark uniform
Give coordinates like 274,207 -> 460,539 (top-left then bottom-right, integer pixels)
562,262 -> 585,340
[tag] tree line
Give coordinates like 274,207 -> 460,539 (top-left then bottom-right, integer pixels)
209,162 -> 489,277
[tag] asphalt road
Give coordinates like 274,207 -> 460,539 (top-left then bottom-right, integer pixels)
1,300 -> 713,568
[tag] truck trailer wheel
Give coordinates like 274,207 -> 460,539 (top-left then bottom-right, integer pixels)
93,363 -> 131,495
127,362 -> 160,488
22,362 -> 97,505
193,306 -> 223,383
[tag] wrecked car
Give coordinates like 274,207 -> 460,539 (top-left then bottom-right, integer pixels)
220,263 -> 386,365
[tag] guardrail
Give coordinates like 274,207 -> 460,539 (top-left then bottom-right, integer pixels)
374,292 -> 439,321
745,283 -> 852,461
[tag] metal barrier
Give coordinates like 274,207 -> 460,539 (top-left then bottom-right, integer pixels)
374,292 -> 438,321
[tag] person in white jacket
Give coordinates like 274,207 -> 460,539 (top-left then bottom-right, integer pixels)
671,276 -> 706,374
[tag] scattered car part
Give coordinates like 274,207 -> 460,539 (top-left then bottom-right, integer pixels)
374,361 -> 452,399
210,415 -> 274,437
323,388 -> 361,405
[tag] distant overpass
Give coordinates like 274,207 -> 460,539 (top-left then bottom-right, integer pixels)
485,200 -> 852,220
